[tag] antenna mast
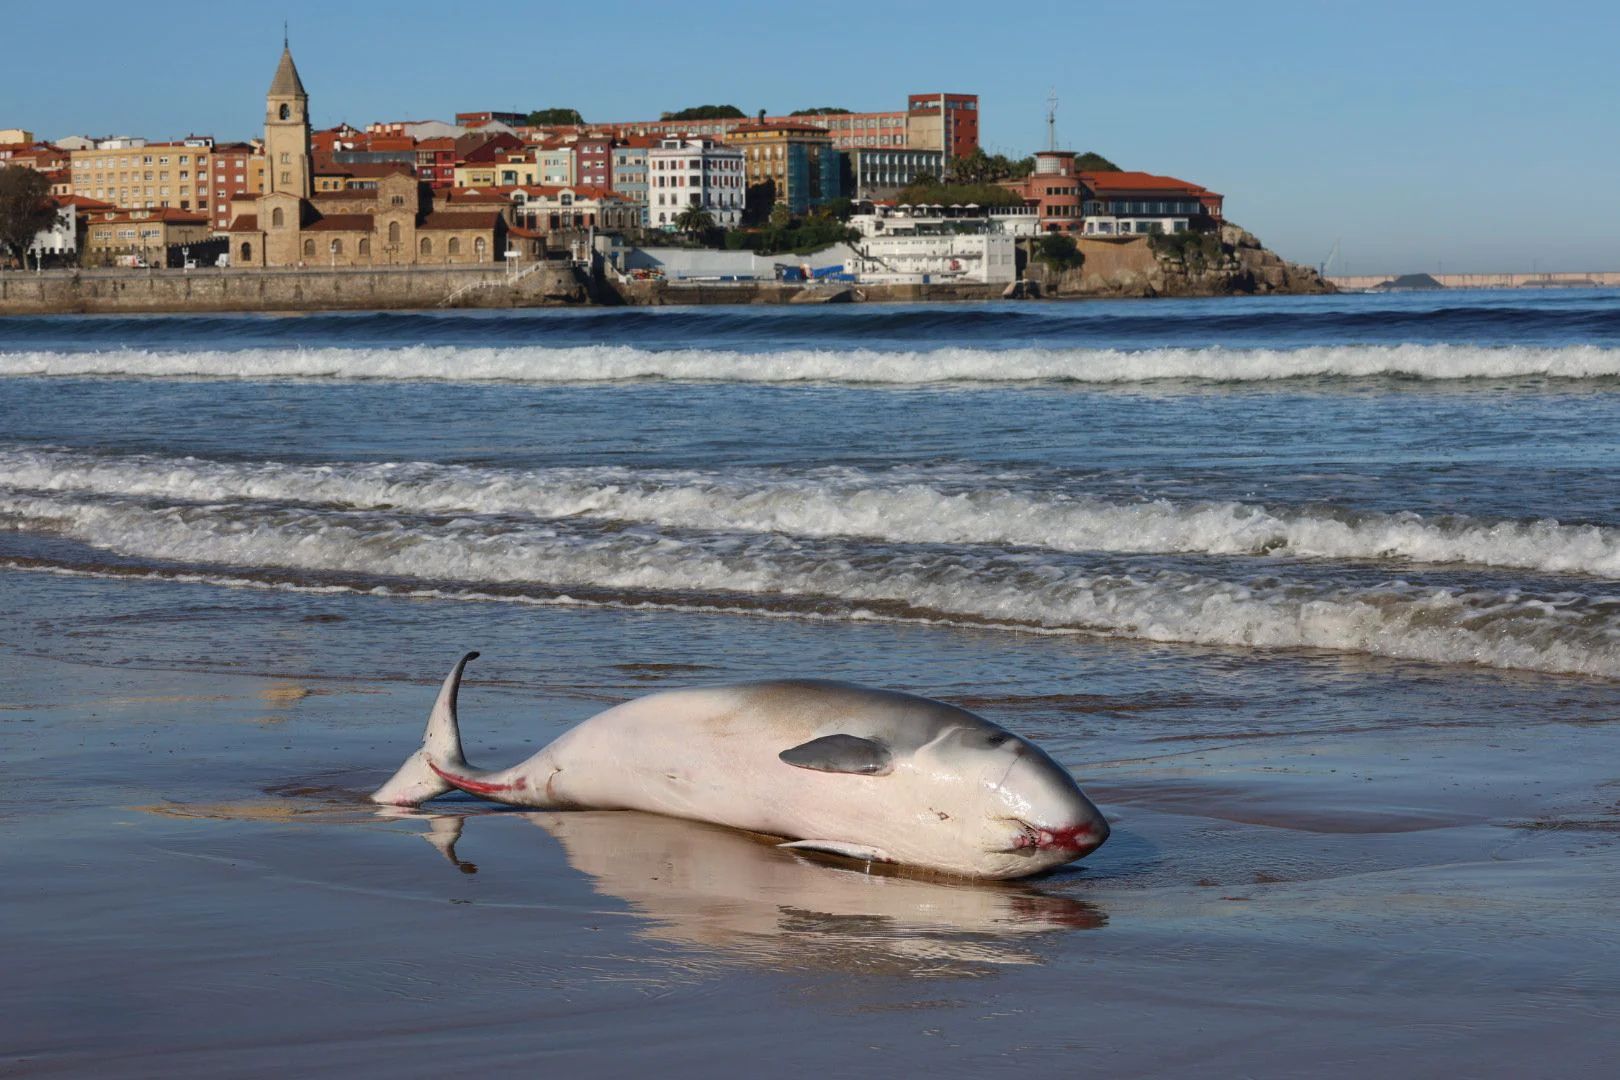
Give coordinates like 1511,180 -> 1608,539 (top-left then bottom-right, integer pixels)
1045,89 -> 1059,152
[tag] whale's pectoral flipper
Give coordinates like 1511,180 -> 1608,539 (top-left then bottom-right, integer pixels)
371,651 -> 480,806
779,734 -> 893,776
779,839 -> 897,864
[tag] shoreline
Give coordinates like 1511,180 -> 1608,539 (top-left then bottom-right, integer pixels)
0,232 -> 1334,316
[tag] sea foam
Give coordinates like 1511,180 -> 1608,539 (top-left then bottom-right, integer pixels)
5,486 -> 1620,677
6,448 -> 1620,577
4,343 -> 1620,384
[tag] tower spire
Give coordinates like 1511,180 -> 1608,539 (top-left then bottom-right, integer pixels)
1045,89 -> 1059,153
283,19 -> 288,49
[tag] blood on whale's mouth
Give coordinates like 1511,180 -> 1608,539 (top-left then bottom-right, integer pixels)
1009,820 -> 1106,855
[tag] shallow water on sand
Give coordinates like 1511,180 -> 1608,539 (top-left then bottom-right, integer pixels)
4,294 -> 1620,1076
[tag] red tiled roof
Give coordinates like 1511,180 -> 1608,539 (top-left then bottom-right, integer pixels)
1078,171 -> 1219,197
306,213 -> 375,231
228,215 -> 259,232
419,211 -> 500,230
313,160 -> 414,178
54,194 -> 115,210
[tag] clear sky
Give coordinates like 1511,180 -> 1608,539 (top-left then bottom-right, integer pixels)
10,0 -> 1620,275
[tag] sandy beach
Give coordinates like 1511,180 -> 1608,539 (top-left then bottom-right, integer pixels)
6,575 -> 1619,1077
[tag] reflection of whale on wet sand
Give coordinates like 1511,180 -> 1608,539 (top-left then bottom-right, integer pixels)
402,809 -> 1106,976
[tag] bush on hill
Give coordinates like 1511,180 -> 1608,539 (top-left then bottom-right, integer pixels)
662,105 -> 746,121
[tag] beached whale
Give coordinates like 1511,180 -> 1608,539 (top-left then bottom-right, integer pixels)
372,652 -> 1109,879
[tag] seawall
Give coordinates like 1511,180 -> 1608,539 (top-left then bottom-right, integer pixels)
0,263 -> 587,316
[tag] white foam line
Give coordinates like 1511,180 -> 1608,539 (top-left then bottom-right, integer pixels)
4,491 -> 1619,677
6,448 -> 1620,577
4,342 -> 1620,385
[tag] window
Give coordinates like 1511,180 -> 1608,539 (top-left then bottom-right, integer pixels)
303,239 -> 315,256
271,207 -> 284,227
240,241 -> 252,260
332,239 -> 343,254
279,104 -> 290,120
474,237 -> 486,259
280,153 -> 289,164
420,237 -> 432,255
359,238 -> 370,255
447,237 -> 460,255
388,221 -> 401,243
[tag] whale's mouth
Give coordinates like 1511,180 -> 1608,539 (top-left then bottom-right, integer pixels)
1006,819 -> 1107,856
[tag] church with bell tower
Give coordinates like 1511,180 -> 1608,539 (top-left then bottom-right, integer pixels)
264,43 -> 312,200
229,41 -> 503,269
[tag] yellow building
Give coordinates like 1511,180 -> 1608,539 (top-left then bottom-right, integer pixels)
452,153 -> 538,189
82,207 -> 212,267
69,138 -> 216,216
722,121 -> 839,216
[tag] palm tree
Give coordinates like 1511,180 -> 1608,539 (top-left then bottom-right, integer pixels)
674,204 -> 716,239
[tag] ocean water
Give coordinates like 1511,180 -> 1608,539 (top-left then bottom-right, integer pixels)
5,290 -> 1620,681
7,291 -> 1620,1075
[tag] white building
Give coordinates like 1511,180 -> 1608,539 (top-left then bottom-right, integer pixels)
647,137 -> 744,230
28,204 -> 78,263
845,205 -> 1022,285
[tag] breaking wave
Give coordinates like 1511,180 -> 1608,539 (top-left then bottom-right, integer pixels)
5,484 -> 1620,677
5,343 -> 1620,385
6,448 -> 1620,577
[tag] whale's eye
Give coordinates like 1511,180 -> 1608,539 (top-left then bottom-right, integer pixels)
984,733 -> 1010,747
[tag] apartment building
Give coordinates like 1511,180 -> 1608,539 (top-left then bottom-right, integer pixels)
612,137 -> 654,226
69,136 -> 216,215
206,143 -> 265,231
647,137 -> 745,229
905,94 -> 979,162
724,121 -> 842,216
845,147 -> 945,198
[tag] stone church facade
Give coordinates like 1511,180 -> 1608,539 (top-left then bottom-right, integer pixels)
229,46 -> 503,268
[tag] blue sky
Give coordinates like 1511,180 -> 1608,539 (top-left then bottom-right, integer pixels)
10,0 -> 1620,275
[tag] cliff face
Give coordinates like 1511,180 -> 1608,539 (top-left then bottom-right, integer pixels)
1035,225 -> 1332,298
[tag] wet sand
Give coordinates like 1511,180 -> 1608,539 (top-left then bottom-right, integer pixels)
6,647 -> 1619,1078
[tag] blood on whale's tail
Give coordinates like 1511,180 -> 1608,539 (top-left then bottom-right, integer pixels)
371,651 -> 479,806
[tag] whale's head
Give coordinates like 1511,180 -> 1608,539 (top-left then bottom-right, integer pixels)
772,684 -> 1110,879
911,721 -> 1110,878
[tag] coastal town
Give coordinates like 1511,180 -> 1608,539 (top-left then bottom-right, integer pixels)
0,42 -> 1325,306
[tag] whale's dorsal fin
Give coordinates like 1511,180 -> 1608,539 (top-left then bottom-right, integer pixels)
779,734 -> 893,776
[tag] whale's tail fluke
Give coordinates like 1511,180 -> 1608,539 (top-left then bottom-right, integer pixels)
371,651 -> 479,806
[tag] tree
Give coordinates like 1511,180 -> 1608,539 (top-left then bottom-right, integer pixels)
0,166 -> 55,268
895,177 -> 1026,208
1035,234 -> 1084,271
789,107 -> 850,116
949,150 -> 1034,183
1075,151 -> 1121,172
661,105 -> 745,121
673,204 -> 716,238
524,107 -> 584,126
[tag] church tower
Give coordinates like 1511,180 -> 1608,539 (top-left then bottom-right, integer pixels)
264,42 -> 312,199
